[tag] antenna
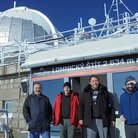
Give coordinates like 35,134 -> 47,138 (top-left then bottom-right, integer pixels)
115,0 -> 120,25
104,3 -> 110,22
104,3 -> 107,18
106,0 -> 134,22
80,18 -> 83,29
14,1 -> 16,8
119,0 -> 134,16
78,22 -> 80,29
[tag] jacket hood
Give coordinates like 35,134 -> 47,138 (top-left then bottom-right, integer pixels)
83,83 -> 107,93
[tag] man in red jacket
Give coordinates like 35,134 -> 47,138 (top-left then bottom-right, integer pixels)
53,82 -> 80,138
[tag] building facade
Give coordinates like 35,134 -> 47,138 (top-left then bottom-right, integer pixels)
0,2 -> 138,138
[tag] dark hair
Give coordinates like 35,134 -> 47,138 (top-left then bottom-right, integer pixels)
89,75 -> 99,81
33,82 -> 42,88
63,82 -> 71,88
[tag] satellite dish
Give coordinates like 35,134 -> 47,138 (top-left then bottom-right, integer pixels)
88,18 -> 96,26
135,12 -> 138,18
135,12 -> 138,21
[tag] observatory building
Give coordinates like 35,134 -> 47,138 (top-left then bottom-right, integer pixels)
0,1 -> 138,137
0,7 -> 57,43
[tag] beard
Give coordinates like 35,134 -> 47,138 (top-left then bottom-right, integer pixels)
126,87 -> 134,92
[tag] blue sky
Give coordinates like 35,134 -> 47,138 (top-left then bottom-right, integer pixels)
0,0 -> 138,32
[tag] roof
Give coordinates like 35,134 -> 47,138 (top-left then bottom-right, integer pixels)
21,34 -> 138,68
0,6 -> 57,43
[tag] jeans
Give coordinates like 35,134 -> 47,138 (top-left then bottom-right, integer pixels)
125,124 -> 138,138
28,131 -> 50,138
59,119 -> 75,138
87,119 -> 107,138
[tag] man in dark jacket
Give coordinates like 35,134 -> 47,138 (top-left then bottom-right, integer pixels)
53,82 -> 80,138
23,82 -> 52,138
119,76 -> 138,138
78,75 -> 115,138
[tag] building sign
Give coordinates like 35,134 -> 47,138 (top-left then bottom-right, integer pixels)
32,54 -> 138,81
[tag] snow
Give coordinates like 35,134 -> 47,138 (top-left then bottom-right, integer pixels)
21,34 -> 138,68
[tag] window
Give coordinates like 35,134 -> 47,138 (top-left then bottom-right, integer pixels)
4,101 -> 13,118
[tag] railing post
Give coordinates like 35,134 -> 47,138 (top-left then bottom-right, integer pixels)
0,109 -> 8,138
5,110 -> 8,138
74,28 -> 77,46
124,13 -> 130,34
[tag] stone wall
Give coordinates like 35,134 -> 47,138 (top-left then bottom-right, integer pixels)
0,64 -> 29,138
9,95 -> 28,138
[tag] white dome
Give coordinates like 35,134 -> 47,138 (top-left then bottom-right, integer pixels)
0,6 -> 58,43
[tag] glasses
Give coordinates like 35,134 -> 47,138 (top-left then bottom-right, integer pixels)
126,82 -> 135,86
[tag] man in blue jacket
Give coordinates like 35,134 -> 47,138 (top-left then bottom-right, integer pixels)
119,76 -> 138,138
23,82 -> 52,138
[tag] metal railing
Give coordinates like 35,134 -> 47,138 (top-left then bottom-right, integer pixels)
0,14 -> 138,67
0,109 -> 8,138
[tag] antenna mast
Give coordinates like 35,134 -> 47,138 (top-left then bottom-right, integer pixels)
115,0 -> 120,26
14,1 -> 16,8
106,0 -> 134,24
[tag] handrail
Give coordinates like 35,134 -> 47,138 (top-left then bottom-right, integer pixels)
0,109 -> 8,138
0,15 -> 138,67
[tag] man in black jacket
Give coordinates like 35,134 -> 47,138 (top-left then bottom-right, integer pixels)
23,82 -> 52,138
78,75 -> 115,138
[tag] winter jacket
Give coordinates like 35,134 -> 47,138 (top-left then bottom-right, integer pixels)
119,88 -> 138,124
135,82 -> 138,90
78,84 -> 115,128
23,93 -> 52,131
53,91 -> 80,127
